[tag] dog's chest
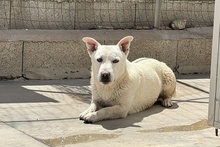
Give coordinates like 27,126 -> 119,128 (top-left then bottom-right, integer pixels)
95,88 -> 121,107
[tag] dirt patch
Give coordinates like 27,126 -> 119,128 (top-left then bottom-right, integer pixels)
38,133 -> 121,146
139,119 -> 211,133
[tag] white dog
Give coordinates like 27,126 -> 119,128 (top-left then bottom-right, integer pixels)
79,36 -> 176,123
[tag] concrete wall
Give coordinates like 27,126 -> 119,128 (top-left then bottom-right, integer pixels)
0,0 -> 214,30
0,41 -> 23,79
0,28 -> 212,79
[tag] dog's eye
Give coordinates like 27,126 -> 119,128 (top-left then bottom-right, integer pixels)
97,58 -> 103,63
112,59 -> 119,63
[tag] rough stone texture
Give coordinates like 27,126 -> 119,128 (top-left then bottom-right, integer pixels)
70,0 -> 137,30
160,1 -> 214,28
135,1 -> 155,29
0,41 -> 22,78
177,39 -> 212,74
0,0 -> 214,30
105,39 -> 177,69
0,0 -> 10,30
130,40 -> 177,69
171,19 -> 187,30
0,28 -> 213,79
23,41 -> 91,79
10,0 -> 75,29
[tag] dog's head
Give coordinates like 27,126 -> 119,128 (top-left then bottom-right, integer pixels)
82,36 -> 133,85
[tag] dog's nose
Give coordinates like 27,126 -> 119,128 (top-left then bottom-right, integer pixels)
101,72 -> 110,84
101,72 -> 110,77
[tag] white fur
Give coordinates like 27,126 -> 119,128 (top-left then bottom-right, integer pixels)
79,36 -> 176,123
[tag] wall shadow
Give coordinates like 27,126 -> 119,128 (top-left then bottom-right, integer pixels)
0,79 -> 90,103
0,84 -> 58,103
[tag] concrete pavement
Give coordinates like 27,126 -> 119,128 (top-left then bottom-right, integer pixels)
0,75 -> 220,147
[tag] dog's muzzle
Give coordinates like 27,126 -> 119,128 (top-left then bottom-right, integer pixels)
100,71 -> 111,84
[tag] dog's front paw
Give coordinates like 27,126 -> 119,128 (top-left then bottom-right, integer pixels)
80,112 -> 98,123
79,110 -> 90,120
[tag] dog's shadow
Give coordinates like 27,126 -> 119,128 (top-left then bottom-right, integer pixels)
94,103 -> 179,130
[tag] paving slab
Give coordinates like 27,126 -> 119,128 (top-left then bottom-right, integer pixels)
0,75 -> 220,147
0,122 -> 48,147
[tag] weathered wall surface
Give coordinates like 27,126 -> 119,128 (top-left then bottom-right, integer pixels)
0,28 -> 212,79
0,0 -> 214,30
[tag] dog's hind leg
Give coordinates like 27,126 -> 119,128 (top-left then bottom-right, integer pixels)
158,97 -> 173,107
158,68 -> 176,107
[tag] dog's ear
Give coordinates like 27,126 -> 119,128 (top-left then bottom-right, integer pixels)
82,37 -> 101,55
117,36 -> 134,55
